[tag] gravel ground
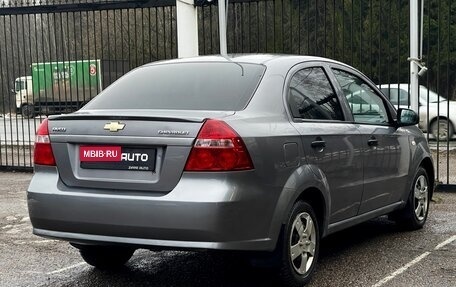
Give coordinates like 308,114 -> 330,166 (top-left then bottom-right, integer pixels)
432,149 -> 456,185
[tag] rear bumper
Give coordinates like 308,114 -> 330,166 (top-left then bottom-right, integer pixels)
28,167 -> 281,251
33,228 -> 273,251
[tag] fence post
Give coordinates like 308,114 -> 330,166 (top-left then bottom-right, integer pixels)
218,0 -> 227,56
176,0 -> 199,58
409,0 -> 419,113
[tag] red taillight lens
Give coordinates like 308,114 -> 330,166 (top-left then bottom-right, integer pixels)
184,119 -> 254,171
34,118 -> 56,166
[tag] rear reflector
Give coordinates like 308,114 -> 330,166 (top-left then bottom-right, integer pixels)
184,119 -> 253,171
34,118 -> 56,166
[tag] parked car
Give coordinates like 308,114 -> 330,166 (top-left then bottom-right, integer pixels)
28,55 -> 434,287
379,84 -> 456,141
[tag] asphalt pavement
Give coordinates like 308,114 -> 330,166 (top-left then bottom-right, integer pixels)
0,172 -> 455,287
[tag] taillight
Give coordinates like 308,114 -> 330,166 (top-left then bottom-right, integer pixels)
34,118 -> 56,166
184,119 -> 254,171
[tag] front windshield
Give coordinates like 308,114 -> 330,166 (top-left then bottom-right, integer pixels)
15,80 -> 25,92
419,86 -> 445,103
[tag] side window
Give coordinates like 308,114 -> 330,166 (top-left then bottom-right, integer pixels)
15,81 -> 25,92
288,67 -> 344,121
333,69 -> 390,124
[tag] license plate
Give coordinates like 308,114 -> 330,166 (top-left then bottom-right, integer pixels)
79,146 -> 156,171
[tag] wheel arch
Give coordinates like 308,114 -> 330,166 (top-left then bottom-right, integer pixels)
267,166 -> 331,250
295,187 -> 327,239
429,116 -> 455,132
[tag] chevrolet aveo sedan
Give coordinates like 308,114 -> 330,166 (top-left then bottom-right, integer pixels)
28,55 -> 434,286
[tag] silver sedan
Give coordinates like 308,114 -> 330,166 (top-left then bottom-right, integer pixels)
28,55 -> 434,286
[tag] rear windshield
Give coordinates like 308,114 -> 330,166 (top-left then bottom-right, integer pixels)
83,62 -> 265,111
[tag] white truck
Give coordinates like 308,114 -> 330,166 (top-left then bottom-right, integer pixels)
14,59 -> 128,118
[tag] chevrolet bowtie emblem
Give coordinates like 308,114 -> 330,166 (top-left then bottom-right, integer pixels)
104,121 -> 126,132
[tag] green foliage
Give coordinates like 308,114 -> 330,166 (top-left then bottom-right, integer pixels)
199,0 -> 455,100
423,0 -> 456,99
1,0 -> 456,115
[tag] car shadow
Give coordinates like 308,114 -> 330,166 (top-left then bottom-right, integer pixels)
319,216 -> 401,258
53,217 -> 405,287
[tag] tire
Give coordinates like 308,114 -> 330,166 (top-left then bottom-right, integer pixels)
431,119 -> 454,141
390,167 -> 430,230
21,104 -> 35,119
275,201 -> 320,287
76,245 -> 135,270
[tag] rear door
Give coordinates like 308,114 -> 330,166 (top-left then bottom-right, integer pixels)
330,67 -> 411,213
285,63 -> 364,223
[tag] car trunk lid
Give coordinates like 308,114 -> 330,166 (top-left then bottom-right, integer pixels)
48,110 -> 235,193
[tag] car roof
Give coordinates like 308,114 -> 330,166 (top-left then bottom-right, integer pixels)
378,83 -> 408,89
142,54 -> 352,68
378,83 -> 429,90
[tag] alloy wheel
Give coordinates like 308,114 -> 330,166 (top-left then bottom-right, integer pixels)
414,175 -> 429,221
289,212 -> 316,275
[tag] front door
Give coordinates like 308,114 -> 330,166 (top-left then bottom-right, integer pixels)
331,68 -> 411,213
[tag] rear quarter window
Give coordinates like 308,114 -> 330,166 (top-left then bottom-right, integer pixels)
83,62 -> 265,111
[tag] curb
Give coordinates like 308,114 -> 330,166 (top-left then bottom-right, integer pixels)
435,184 -> 456,193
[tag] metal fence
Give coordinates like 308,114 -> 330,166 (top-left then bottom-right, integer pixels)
0,0 -> 177,170
0,0 -> 455,186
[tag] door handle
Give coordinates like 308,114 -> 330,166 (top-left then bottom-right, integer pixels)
311,138 -> 326,148
367,137 -> 378,146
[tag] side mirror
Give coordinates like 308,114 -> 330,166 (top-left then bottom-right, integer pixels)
11,88 -> 16,94
397,108 -> 419,127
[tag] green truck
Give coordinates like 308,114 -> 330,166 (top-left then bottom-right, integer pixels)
14,59 -> 128,118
